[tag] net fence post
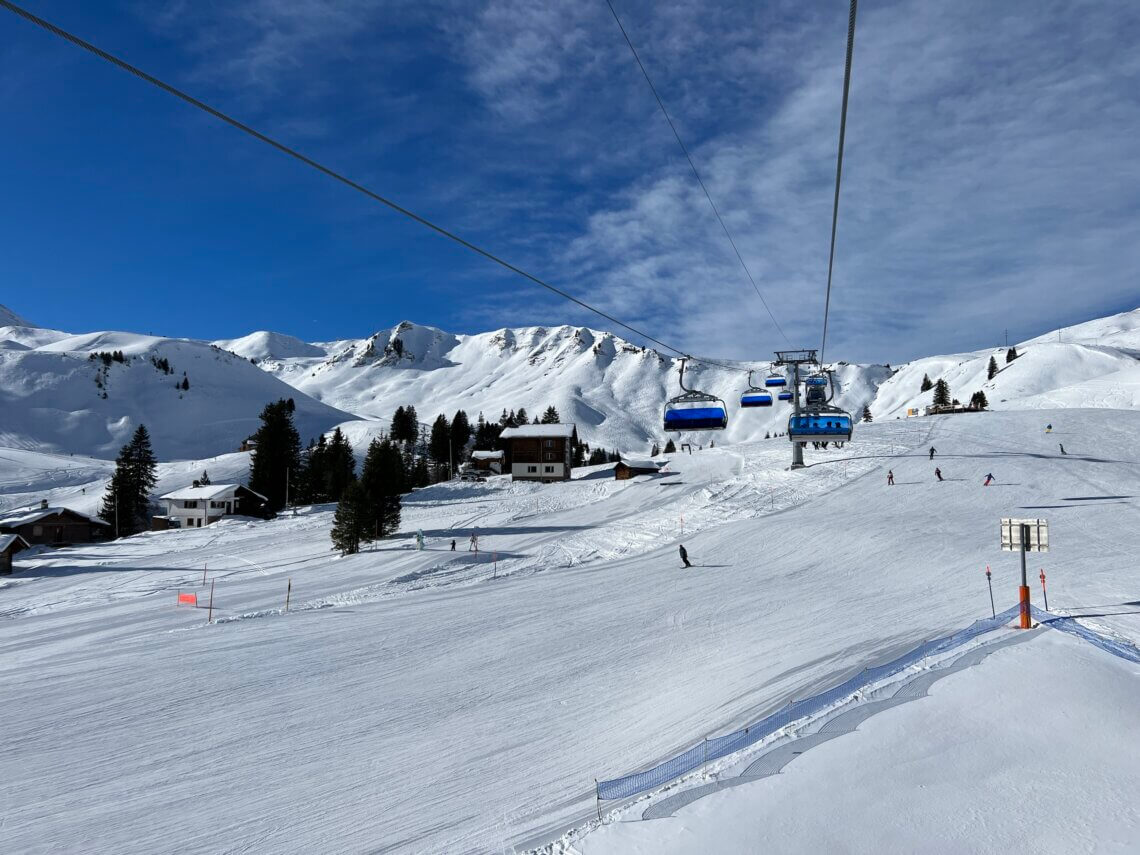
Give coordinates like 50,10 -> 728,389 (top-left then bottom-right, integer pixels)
594,779 -> 601,821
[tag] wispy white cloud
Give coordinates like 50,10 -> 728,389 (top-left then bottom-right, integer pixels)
134,0 -> 1140,363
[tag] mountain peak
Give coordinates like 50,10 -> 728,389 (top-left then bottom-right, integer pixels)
0,304 -> 34,328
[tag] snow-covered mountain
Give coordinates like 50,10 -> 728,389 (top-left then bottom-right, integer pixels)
870,307 -> 1140,417
1,302 -> 1137,460
0,303 -> 32,328
214,320 -> 892,451
0,327 -> 353,459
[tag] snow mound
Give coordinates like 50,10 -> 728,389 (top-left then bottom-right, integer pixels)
213,331 -> 326,362
0,332 -> 354,458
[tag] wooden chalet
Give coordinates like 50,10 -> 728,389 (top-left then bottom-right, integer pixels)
0,501 -> 110,546
498,424 -> 577,483
0,534 -> 30,574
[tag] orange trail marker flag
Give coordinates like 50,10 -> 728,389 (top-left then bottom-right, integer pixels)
177,592 -> 198,607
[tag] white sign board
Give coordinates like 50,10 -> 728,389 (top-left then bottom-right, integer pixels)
1000,518 -> 1049,552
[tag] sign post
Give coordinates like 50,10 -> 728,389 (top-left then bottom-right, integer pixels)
1001,518 -> 1049,629
984,566 -> 995,618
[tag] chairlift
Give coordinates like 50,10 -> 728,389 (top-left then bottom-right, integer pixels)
763,368 -> 787,388
777,390 -> 793,402
663,358 -> 728,432
787,368 -> 855,443
740,371 -> 773,408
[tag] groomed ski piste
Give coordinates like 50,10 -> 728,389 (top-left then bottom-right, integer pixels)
3,408 -> 1140,853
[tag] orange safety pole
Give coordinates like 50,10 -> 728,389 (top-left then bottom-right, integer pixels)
1018,524 -> 1031,629
1039,569 -> 1048,611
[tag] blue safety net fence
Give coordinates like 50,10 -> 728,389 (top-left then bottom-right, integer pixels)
1031,606 -> 1140,664
597,605 -> 1022,801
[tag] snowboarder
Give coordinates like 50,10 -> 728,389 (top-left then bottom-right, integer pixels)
887,470 -> 895,486
983,473 -> 994,486
415,530 -> 425,550
1059,443 -> 1067,455
679,544 -> 691,568
450,539 -> 456,551
929,447 -> 937,460
935,467 -> 943,482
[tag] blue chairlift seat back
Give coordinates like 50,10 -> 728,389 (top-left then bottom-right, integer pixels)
787,412 -> 853,443
664,400 -> 728,431
741,391 -> 773,408
777,390 -> 793,401
764,376 -> 787,388
805,375 -> 828,387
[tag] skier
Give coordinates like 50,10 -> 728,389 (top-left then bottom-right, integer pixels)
1045,424 -> 1053,433
935,467 -> 944,482
929,447 -> 937,460
679,544 -> 691,568
887,470 -> 895,486
450,539 -> 456,551
983,473 -> 994,486
1059,443 -> 1067,455
469,533 -> 478,552
415,530 -> 425,551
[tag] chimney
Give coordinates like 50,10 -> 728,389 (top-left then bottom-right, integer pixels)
40,498 -> 49,510
192,479 -> 201,489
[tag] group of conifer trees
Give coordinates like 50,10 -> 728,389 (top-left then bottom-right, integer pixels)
99,424 -> 158,537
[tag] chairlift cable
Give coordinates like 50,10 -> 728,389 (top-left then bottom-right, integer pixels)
0,0 -> 751,370
819,0 -> 858,365
603,0 -> 790,345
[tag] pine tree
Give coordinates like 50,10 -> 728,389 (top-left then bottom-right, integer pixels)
360,438 -> 404,538
970,390 -> 989,410
390,406 -> 419,444
920,373 -> 934,392
664,439 -> 677,453
541,405 -> 560,424
429,414 -> 451,469
249,399 -> 301,511
1006,346 -> 1018,363
532,415 -> 540,424
933,379 -> 952,408
99,424 -> 158,537
300,435 -> 329,503
412,456 -> 431,488
199,470 -> 211,485
499,408 -> 511,427
450,410 -> 471,459
862,404 -> 873,423
651,443 -> 660,456
515,407 -> 529,426
764,431 -> 770,439
987,355 -> 999,380
323,428 -> 357,502
330,481 -> 368,555
181,376 -> 190,391
587,448 -> 607,465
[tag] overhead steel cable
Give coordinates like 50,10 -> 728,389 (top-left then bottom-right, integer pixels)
604,0 -> 790,345
819,0 -> 858,365
0,0 -> 757,371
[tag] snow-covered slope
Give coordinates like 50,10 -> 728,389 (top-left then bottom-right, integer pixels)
870,307 -> 1140,418
218,320 -> 892,451
3,408 -> 1139,853
0,331 -> 354,458
213,330 -> 325,361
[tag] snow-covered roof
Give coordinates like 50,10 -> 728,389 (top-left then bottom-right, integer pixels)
498,424 -> 576,440
0,533 -> 30,553
471,450 -> 504,460
159,484 -> 266,502
619,457 -> 666,470
0,506 -> 102,528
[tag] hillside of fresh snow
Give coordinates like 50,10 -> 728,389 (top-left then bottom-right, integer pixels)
0,328 -> 354,458
870,307 -> 1140,418
1,303 -> 1137,463
218,320 -> 892,451
3,408 -> 1139,853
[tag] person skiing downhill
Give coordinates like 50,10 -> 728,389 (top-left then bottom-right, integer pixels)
450,539 -> 456,551
679,544 -> 691,568
1046,424 -> 1053,433
935,467 -> 944,482
887,470 -> 895,485
929,447 -> 937,460
984,473 -> 994,486
1059,443 -> 1067,455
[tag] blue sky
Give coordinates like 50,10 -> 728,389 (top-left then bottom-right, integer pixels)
1,0 -> 1138,363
